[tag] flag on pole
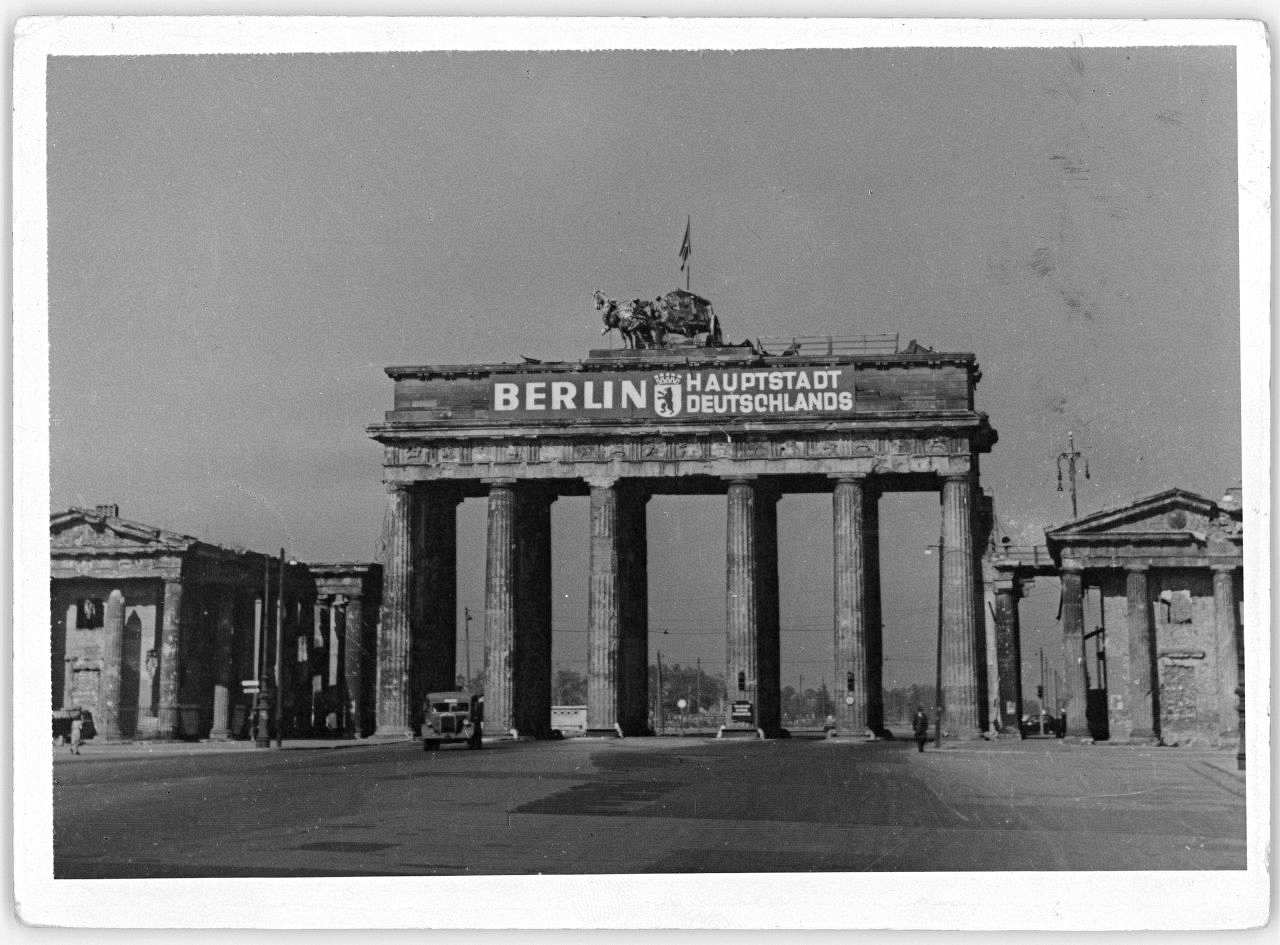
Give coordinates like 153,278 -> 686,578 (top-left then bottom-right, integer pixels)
678,217 -> 692,272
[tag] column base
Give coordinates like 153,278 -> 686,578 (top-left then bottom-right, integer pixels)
717,725 -> 764,739
1126,729 -> 1161,745
583,727 -> 622,739
205,730 -> 232,742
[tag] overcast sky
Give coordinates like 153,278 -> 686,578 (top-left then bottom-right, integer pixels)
47,47 -> 1240,693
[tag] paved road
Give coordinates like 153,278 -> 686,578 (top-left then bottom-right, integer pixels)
52,736 -> 1245,878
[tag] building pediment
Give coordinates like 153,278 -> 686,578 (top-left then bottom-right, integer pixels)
1046,489 -> 1239,541
50,509 -> 195,555
1044,488 -> 1242,570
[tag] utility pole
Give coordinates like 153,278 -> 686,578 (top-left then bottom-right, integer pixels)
463,606 -> 473,686
1057,430 -> 1091,520
274,548 -> 286,749
695,656 -> 702,714
1038,647 -> 1047,734
655,650 -> 665,734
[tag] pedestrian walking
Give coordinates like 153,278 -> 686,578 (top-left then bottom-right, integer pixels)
69,717 -> 83,755
912,707 -> 930,752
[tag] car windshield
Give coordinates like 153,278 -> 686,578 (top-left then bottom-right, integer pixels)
432,702 -> 460,712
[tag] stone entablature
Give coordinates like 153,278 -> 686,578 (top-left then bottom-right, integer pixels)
371,351 -> 995,487
379,432 -> 981,484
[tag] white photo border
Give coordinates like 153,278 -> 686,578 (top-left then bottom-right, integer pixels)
12,16 -> 1271,930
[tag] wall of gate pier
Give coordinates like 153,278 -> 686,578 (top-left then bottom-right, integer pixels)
368,347 -> 997,739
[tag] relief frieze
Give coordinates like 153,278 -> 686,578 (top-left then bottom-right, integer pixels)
637,441 -> 669,461
674,440 -> 706,461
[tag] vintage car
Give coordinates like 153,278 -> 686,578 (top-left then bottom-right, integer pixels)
422,690 -> 483,751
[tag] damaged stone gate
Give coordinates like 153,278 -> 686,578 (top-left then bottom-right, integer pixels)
368,335 -> 998,739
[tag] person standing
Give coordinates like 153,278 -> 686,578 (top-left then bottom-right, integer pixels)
912,707 -> 930,752
69,717 -> 83,755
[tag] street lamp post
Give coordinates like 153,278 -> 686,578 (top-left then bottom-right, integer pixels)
274,548 -> 286,749
927,536 -> 944,747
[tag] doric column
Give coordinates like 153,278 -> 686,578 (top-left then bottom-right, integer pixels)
725,478 -> 760,729
97,589 -> 126,740
329,599 -> 341,687
209,587 -> 236,740
993,579 -> 1023,734
483,479 -> 518,736
940,475 -> 981,737
343,595 -> 365,737
832,475 -> 868,734
514,488 -> 555,738
1059,565 -> 1087,737
1212,565 -> 1240,742
754,485 -> 782,737
156,578 -> 184,739
616,485 -> 650,736
586,479 -> 622,734
376,481 -> 415,738
863,485 -> 885,736
412,487 -> 461,728
311,601 -> 326,732
1124,566 -> 1157,743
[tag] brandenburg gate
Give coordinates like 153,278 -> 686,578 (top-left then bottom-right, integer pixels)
368,331 -> 997,740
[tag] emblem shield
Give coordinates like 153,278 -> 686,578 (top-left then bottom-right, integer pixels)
653,373 -> 682,418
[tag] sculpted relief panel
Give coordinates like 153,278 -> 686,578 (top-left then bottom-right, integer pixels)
384,433 -> 974,478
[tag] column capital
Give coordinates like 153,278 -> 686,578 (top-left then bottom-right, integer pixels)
828,472 -> 867,483
993,578 -> 1021,597
1210,562 -> 1240,574
583,474 -> 620,490
384,480 -> 413,494
1124,563 -> 1150,574
722,475 -> 757,484
1059,561 -> 1084,574
481,477 -> 518,488
941,471 -> 973,483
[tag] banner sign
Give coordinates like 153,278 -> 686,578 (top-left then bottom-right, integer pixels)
490,367 -> 856,420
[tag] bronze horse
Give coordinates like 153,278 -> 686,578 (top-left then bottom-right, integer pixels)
594,290 -> 661,349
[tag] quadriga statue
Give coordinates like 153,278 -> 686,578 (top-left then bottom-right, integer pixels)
595,288 -> 722,349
